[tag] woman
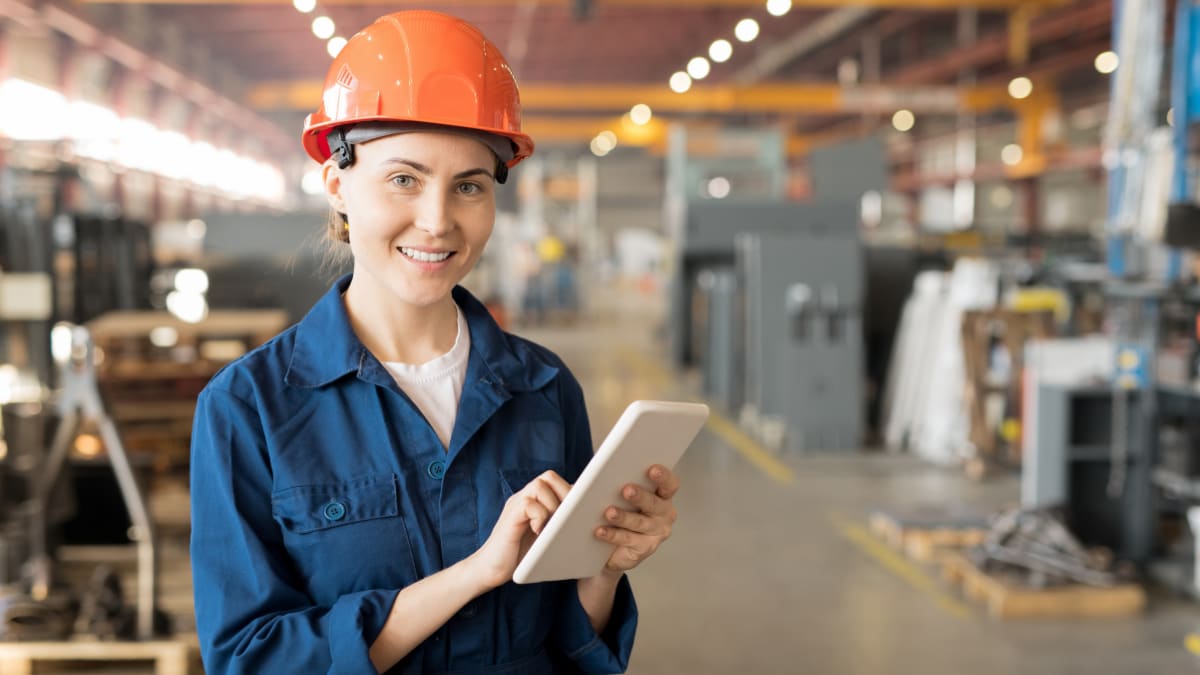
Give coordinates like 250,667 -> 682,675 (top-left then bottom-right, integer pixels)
189,10 -> 681,675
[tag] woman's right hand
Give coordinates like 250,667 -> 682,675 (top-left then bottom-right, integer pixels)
469,470 -> 571,590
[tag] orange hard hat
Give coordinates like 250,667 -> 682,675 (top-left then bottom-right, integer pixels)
301,10 -> 534,169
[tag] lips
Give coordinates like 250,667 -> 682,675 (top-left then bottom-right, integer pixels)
399,246 -> 455,263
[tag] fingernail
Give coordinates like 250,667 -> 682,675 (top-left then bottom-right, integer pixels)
625,487 -> 637,498
596,528 -> 608,537
652,468 -> 664,479
607,509 -> 619,520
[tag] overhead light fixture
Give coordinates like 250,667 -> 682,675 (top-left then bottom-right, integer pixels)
669,71 -> 692,94
149,327 -> 180,349
630,104 -> 653,126
292,0 -> 316,13
174,268 -> 210,295
1008,76 -> 1033,100
591,130 -> 617,157
596,130 -> 617,152
1001,143 -> 1024,166
766,0 -> 792,17
709,39 -> 733,63
1094,50 -> 1119,74
687,57 -> 711,80
990,185 -> 1014,209
892,109 -> 915,132
327,36 -> 347,58
312,16 -> 335,40
707,177 -> 731,199
735,18 -> 760,43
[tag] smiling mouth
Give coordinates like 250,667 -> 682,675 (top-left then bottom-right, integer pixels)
399,247 -> 456,263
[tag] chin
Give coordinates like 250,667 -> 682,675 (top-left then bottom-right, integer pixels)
389,276 -> 459,308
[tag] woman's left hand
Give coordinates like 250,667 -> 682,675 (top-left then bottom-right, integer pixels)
593,464 -> 680,574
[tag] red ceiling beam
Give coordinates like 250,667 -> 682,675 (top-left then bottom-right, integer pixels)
890,0 -> 1111,85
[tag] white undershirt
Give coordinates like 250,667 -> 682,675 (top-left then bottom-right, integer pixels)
382,305 -> 470,450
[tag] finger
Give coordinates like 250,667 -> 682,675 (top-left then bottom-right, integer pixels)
524,479 -> 563,516
524,496 -> 552,534
648,465 -> 681,500
603,506 -> 662,536
594,527 -> 657,564
536,470 -> 572,502
620,484 -> 672,518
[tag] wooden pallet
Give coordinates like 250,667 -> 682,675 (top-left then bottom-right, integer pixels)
940,552 -> 1147,619
0,638 -> 195,675
868,511 -> 989,562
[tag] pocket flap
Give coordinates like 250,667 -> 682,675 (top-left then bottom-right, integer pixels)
272,473 -> 399,534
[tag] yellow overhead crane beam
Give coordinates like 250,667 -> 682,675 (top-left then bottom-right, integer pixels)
248,80 -> 1011,115
76,0 -> 1067,8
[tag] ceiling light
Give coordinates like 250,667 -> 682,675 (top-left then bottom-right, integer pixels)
312,16 -> 335,40
1008,76 -> 1033,100
590,138 -> 610,157
735,18 -> 760,43
1001,143 -> 1024,166
174,268 -> 210,295
1094,50 -> 1119,74
707,177 -> 731,199
149,327 -> 179,349
327,36 -> 347,58
766,0 -> 792,17
709,39 -> 733,63
687,57 -> 711,80
630,104 -> 653,126
669,71 -> 692,94
595,130 -> 618,153
292,0 -> 315,13
892,109 -> 915,132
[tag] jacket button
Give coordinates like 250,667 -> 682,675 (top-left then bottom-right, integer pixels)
427,460 -> 446,480
323,501 -> 347,521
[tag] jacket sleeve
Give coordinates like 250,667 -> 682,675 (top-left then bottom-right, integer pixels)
551,371 -> 638,673
190,386 -> 399,675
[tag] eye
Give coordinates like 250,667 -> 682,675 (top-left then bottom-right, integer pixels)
457,182 -> 484,196
390,174 -> 416,188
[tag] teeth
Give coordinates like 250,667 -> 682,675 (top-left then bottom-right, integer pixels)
400,247 -> 452,263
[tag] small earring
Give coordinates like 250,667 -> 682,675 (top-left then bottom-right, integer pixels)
343,221 -> 349,231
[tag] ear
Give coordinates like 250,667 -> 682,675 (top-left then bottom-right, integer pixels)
322,160 -> 348,214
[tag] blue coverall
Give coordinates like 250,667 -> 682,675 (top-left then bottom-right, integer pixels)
190,275 -> 637,674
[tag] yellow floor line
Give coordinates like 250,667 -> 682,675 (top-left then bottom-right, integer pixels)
1184,633 -> 1200,657
613,346 -> 795,485
704,412 -> 796,485
830,513 -> 972,620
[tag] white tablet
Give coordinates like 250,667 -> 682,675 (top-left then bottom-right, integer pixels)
512,400 -> 710,585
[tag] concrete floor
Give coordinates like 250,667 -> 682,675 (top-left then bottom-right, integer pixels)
518,287 -> 1200,675
51,283 -> 1200,674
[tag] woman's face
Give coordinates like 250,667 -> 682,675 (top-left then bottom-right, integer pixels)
324,130 -> 498,309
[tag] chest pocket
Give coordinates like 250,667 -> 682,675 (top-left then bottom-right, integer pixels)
272,473 -> 418,598
498,465 -> 567,498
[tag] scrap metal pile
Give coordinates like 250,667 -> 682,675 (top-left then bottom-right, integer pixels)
967,508 -> 1134,589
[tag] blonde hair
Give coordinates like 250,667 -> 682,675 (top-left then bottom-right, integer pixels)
326,208 -> 349,244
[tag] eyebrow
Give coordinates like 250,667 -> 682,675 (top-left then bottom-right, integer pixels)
382,159 -> 494,181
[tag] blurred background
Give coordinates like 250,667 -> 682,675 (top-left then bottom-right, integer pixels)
3,0 -> 1200,672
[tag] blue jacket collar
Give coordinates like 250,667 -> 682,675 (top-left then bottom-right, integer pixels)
285,275 -> 558,393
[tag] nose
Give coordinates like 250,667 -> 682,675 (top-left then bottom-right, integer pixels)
413,190 -> 454,238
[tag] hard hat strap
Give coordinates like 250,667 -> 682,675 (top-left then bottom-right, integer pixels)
329,127 -> 356,169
